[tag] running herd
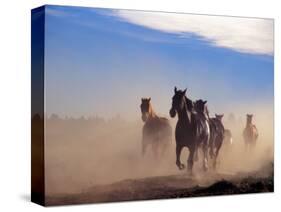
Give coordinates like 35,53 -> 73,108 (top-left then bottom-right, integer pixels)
140,87 -> 259,173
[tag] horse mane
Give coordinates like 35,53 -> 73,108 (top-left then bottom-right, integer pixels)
148,102 -> 158,118
184,96 -> 194,112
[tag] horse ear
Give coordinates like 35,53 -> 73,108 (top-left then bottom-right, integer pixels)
183,88 -> 187,95
148,97 -> 151,102
174,86 -> 177,93
203,100 -> 207,104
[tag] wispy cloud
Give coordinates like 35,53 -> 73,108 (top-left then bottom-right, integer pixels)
108,10 -> 274,55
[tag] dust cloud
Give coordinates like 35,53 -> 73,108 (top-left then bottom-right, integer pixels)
45,104 -> 273,196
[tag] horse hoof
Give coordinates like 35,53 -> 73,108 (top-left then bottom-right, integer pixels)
178,164 -> 185,170
203,164 -> 209,172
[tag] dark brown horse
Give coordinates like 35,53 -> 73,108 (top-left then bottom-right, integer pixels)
140,98 -> 172,157
169,88 -> 210,172
243,114 -> 258,150
208,114 -> 225,169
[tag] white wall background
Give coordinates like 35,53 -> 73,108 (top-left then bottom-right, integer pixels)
0,0 -> 279,210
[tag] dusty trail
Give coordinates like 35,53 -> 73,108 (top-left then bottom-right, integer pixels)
46,163 -> 273,206
44,109 -> 274,206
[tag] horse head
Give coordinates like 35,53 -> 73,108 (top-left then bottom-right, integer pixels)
246,114 -> 253,124
194,99 -> 208,114
140,97 -> 151,122
215,114 -> 224,121
169,86 -> 187,118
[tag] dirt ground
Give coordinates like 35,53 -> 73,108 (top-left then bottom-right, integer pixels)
45,162 -> 273,206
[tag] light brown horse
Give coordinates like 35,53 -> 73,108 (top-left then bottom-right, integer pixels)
243,114 -> 258,150
140,98 -> 172,157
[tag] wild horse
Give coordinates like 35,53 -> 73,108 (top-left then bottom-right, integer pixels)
209,114 -> 225,169
140,98 -> 172,157
169,88 -> 210,172
243,114 -> 258,151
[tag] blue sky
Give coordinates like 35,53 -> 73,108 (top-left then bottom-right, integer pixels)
44,5 -> 274,119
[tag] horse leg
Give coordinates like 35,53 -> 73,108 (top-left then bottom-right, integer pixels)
213,138 -> 222,170
253,139 -> 257,149
209,135 -> 215,159
188,147 -> 195,173
245,140 -> 249,153
161,135 -> 170,157
154,142 -> 161,159
142,138 -> 148,157
194,144 -> 199,162
251,137 -> 257,150
162,140 -> 170,157
203,144 -> 209,172
176,144 -> 185,170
